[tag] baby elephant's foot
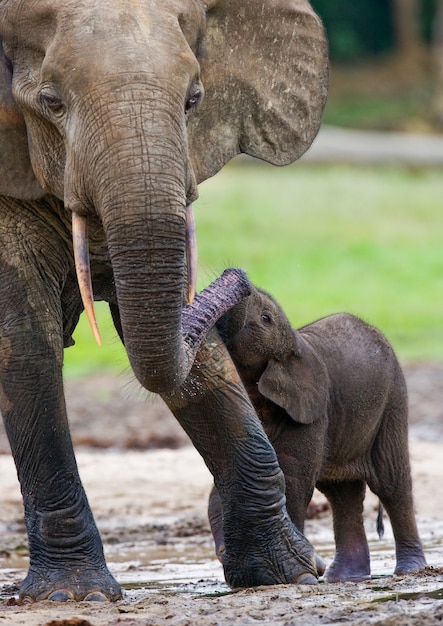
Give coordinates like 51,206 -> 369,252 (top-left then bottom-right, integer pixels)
394,544 -> 427,577
19,565 -> 122,603
324,550 -> 371,583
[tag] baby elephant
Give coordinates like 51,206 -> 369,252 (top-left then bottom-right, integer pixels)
210,286 -> 426,582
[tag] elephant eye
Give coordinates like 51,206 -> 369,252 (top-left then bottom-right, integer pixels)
185,88 -> 202,115
40,91 -> 64,113
261,314 -> 272,326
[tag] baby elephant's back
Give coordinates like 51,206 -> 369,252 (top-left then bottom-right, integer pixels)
299,313 -> 406,464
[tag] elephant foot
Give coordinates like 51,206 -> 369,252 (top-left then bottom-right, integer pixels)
394,545 -> 427,577
324,553 -> 371,583
19,565 -> 122,603
222,516 -> 320,589
324,564 -> 371,583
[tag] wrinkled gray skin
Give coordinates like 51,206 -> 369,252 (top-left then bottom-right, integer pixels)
0,0 -> 329,602
210,286 -> 427,582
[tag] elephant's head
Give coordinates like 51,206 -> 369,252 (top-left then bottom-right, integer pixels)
218,285 -> 329,424
0,0 -> 328,393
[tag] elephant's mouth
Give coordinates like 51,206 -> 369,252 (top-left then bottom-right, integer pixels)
71,203 -> 198,344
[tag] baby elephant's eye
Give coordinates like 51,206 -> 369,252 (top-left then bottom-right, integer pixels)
261,314 -> 271,325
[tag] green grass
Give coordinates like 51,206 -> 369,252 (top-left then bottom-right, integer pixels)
64,162 -> 443,376
64,302 -> 130,376
322,92 -> 430,131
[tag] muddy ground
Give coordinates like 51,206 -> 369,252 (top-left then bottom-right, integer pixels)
0,362 -> 442,625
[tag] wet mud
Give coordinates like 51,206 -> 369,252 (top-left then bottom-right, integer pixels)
0,363 -> 443,624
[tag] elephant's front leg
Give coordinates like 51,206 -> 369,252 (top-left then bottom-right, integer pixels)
0,205 -> 121,602
162,328 -> 319,588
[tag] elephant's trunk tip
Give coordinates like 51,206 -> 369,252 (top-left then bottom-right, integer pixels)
182,267 -> 251,351
219,267 -> 251,298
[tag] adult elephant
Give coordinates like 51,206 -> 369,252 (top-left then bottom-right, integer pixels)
0,0 -> 328,602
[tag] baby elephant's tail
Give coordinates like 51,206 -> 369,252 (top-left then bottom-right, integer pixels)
377,503 -> 385,539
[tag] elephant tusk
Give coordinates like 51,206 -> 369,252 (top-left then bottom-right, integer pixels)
185,203 -> 198,305
72,212 -> 102,346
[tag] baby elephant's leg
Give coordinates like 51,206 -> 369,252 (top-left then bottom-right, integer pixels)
318,480 -> 371,582
375,489 -> 426,576
368,420 -> 426,575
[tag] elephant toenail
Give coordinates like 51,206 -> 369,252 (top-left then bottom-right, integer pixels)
48,589 -> 75,602
84,591 -> 108,602
295,573 -> 318,585
21,595 -> 34,604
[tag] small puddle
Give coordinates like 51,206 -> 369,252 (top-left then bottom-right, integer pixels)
120,579 -> 231,599
103,540 -> 229,599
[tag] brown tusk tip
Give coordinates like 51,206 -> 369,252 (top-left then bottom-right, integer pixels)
72,212 -> 102,346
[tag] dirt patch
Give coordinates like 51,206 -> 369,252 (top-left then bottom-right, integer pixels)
0,362 -> 442,625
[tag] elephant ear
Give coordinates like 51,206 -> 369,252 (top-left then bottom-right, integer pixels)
188,0 -> 329,183
0,40 -> 44,199
258,334 -> 329,424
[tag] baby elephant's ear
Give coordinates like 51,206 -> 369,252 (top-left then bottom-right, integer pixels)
258,345 -> 328,424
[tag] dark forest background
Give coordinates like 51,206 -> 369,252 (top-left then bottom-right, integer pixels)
310,0 -> 443,132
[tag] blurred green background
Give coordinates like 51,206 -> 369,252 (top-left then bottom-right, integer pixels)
65,0 -> 443,375
313,0 -> 443,133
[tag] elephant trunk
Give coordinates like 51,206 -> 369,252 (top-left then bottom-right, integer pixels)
105,206 -> 186,392
216,291 -> 250,344
100,196 -> 250,393
85,126 -> 247,391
